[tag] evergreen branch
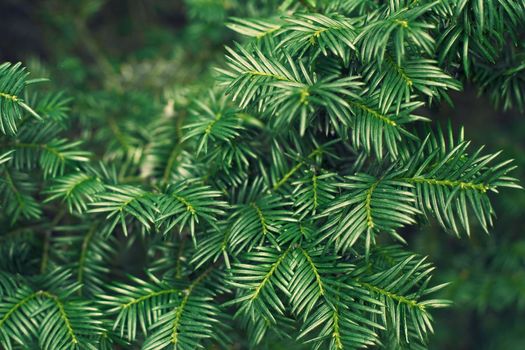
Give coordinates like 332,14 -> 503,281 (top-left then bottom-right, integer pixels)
0,271 -> 104,350
251,246 -> 291,302
356,2 -> 437,64
350,252 -> 451,344
228,193 -> 295,254
44,172 -> 105,213
141,268 -> 226,350
399,127 -> 521,235
157,181 -> 227,242
219,44 -> 362,135
349,97 -> 424,159
227,246 -> 293,323
39,291 -> 79,345
298,246 -> 325,296
0,62 -> 41,135
277,13 -> 357,62
14,139 -> 91,177
101,275 -> 180,342
0,289 -> 39,328
320,174 -> 419,253
292,170 -> 337,218
363,56 -> 461,113
88,185 -> 158,235
170,267 -> 213,345
298,298 -> 380,349
1,168 -> 42,221
182,96 -> 244,156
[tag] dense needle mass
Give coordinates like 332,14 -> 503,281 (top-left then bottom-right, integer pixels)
0,1 -> 524,349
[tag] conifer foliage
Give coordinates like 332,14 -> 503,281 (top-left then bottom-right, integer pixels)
0,0 -> 523,349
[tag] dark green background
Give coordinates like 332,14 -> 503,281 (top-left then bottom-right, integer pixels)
1,0 -> 523,348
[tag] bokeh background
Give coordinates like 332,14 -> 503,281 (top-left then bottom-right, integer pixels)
1,1 -> 523,348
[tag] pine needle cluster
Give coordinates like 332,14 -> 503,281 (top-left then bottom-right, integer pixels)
0,1 -> 523,349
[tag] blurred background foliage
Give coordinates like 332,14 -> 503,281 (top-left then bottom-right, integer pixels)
0,0 -> 523,349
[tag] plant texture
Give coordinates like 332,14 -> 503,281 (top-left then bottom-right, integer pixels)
0,0 -> 524,349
